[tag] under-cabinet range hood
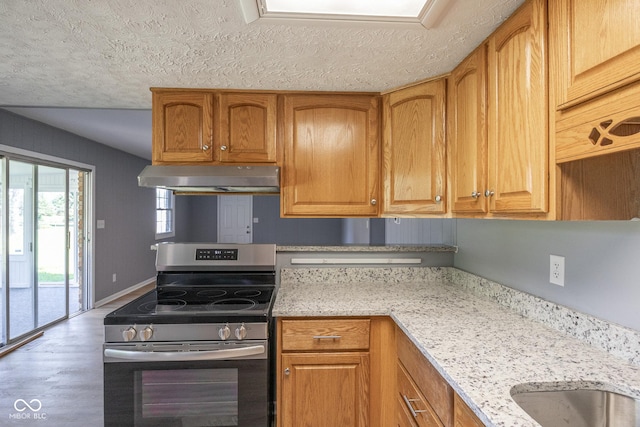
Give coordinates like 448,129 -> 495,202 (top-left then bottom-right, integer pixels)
137,165 -> 280,194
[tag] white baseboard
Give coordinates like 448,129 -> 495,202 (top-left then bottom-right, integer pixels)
94,277 -> 155,307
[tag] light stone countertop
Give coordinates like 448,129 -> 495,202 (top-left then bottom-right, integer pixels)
273,267 -> 640,427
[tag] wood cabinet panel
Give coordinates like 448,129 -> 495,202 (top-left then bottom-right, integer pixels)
281,318 -> 370,351
282,94 -> 380,217
487,0 -> 548,214
152,91 -> 214,163
454,394 -> 485,427
383,79 -> 446,215
280,352 -> 370,427
448,45 -> 488,215
553,0 -> 640,109
396,327 -> 453,427
397,361 -> 444,427
219,93 -> 277,163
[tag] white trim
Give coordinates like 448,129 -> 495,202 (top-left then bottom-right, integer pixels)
0,144 -> 95,171
94,277 -> 155,307
239,0 -> 451,29
155,188 -> 175,240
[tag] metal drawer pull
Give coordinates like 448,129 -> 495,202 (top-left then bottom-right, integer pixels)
402,394 -> 427,418
312,335 -> 342,340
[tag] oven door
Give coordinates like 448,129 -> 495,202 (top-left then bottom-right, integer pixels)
103,341 -> 269,427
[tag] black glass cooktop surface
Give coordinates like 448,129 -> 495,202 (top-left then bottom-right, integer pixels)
103,285 -> 275,325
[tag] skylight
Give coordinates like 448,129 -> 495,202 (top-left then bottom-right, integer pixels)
239,0 -> 452,29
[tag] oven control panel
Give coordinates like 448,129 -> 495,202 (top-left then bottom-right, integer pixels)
195,248 -> 238,261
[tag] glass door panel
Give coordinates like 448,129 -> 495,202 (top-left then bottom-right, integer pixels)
0,153 -> 90,346
36,165 -> 68,327
1,158 -> 5,346
68,170 -> 84,315
8,160 -> 36,339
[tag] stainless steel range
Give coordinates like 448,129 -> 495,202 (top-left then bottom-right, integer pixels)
103,243 -> 277,427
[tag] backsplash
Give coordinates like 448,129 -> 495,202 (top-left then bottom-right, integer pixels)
280,266 -> 640,366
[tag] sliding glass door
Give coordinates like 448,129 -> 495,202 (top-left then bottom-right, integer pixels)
0,155 -> 91,346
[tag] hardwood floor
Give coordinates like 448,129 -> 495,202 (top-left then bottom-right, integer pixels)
0,285 -> 153,426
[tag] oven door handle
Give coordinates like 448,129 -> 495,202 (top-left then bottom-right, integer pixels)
104,345 -> 265,362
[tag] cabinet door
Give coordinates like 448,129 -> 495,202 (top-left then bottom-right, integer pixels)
383,80 -> 446,215
152,91 -> 214,163
448,46 -> 488,215
454,394 -> 485,427
281,352 -> 370,427
487,0 -> 548,214
218,93 -> 277,163
553,0 -> 640,109
282,94 -> 380,217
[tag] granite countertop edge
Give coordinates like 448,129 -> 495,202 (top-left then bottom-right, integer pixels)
272,273 -> 640,427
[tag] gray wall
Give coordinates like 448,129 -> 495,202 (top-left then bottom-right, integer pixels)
454,219 -> 640,331
0,109 -> 157,302
171,195 -> 345,245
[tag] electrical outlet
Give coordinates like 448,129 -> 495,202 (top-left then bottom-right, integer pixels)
550,255 -> 565,286
112,273 -> 117,283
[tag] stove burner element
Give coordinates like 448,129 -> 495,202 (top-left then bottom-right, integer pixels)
196,289 -> 228,299
157,289 -> 188,298
208,298 -> 257,311
153,299 -> 188,312
234,289 -> 262,298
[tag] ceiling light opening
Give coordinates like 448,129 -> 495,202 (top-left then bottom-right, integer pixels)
239,0 -> 453,29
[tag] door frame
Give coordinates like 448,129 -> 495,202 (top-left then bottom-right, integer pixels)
0,145 -> 95,345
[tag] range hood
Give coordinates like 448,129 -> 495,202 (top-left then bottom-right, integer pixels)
137,165 -> 280,194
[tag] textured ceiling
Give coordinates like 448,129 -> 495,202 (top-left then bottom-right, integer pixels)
0,0 -> 524,158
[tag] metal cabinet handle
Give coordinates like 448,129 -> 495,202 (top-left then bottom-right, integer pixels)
284,368 -> 290,376
471,191 -> 481,199
220,145 -> 228,151
312,335 -> 342,340
370,199 -> 377,205
202,144 -> 210,151
402,394 -> 428,418
485,189 -> 495,197
435,195 -> 442,203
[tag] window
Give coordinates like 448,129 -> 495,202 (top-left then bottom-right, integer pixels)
156,189 -> 175,239
239,0 -> 452,29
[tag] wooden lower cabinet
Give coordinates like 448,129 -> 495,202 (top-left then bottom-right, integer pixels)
277,317 -> 395,427
280,352 -> 370,427
396,327 -> 453,427
277,318 -> 487,427
454,394 -> 485,427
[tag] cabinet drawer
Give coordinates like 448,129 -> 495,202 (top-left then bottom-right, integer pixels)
397,328 -> 453,427
397,361 -> 443,427
281,319 -> 370,351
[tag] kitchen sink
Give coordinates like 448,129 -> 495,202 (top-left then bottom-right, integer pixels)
510,384 -> 640,427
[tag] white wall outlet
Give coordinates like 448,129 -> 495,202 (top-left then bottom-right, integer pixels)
112,273 -> 117,283
550,255 -> 565,286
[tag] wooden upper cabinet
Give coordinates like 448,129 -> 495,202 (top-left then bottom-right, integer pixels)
553,0 -> 640,110
218,93 -> 277,163
382,79 -> 446,216
448,46 -> 488,215
152,91 -> 214,163
487,0 -> 548,214
281,94 -> 380,217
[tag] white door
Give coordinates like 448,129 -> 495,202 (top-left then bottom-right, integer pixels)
217,196 -> 253,243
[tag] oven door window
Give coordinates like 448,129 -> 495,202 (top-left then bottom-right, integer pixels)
135,368 -> 238,426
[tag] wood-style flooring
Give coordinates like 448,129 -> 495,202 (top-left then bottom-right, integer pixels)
0,285 -> 153,426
